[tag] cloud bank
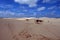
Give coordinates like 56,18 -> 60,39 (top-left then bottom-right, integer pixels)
14,0 -> 38,7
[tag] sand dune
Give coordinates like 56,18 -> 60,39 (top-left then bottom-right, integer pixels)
0,17 -> 60,40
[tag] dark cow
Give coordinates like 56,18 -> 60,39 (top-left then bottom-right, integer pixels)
36,20 -> 43,24
26,19 -> 29,21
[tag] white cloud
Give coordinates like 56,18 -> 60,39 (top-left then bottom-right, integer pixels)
42,0 -> 51,3
23,10 -> 28,12
48,6 -> 56,9
29,4 -> 37,7
17,13 -> 24,16
0,4 -> 13,8
37,7 -> 46,11
42,0 -> 57,3
14,0 -> 38,7
46,11 -> 56,16
0,10 -> 25,17
0,11 -> 15,16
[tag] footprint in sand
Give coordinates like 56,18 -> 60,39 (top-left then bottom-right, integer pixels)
12,29 -> 50,40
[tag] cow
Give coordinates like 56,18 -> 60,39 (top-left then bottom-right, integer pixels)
35,20 -> 43,24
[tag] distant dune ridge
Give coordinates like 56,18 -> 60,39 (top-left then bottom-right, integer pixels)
0,17 -> 60,40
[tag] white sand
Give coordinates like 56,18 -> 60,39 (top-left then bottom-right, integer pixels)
0,17 -> 60,40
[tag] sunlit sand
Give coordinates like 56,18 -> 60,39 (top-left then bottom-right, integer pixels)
0,17 -> 60,40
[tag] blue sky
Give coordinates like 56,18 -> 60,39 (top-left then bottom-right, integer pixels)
0,0 -> 60,18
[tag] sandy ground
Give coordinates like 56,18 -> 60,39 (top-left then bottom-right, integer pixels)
0,17 -> 60,40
